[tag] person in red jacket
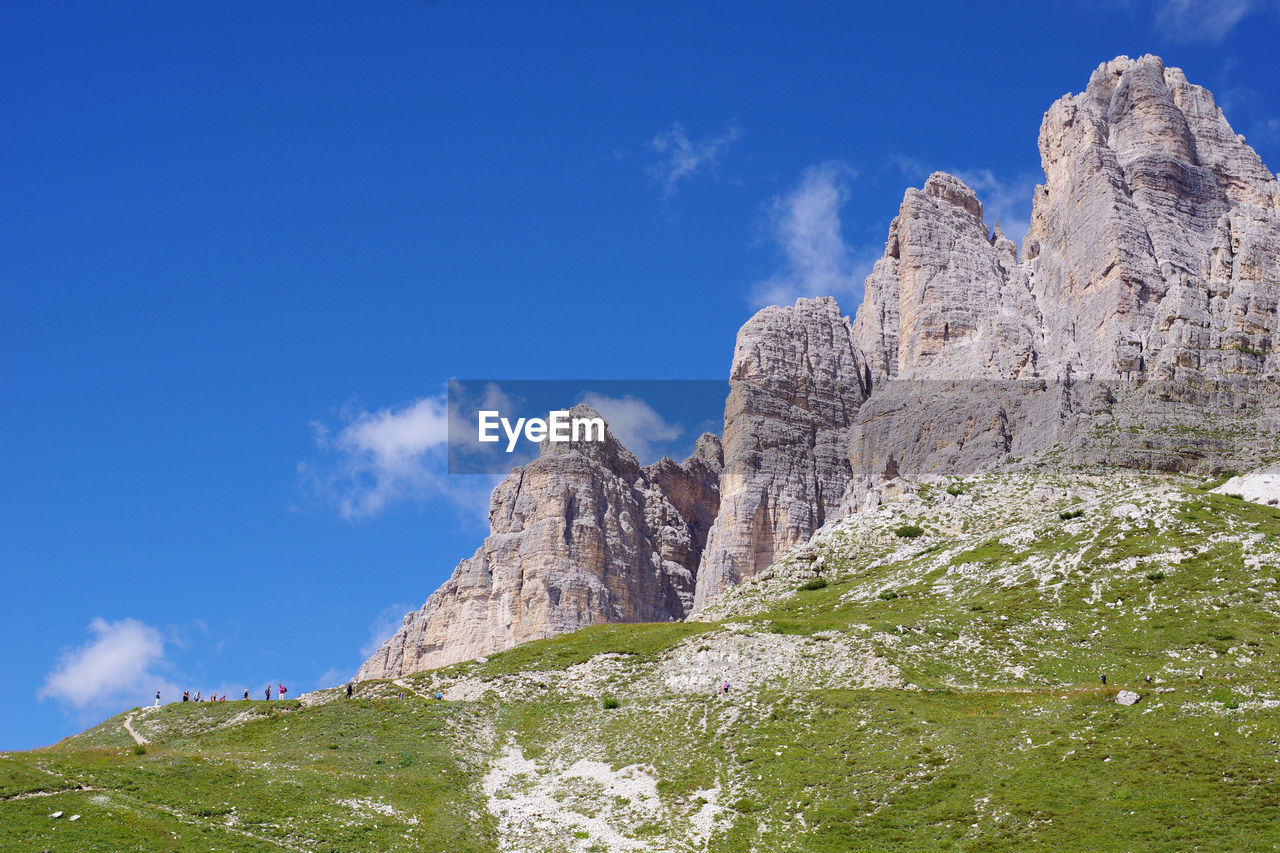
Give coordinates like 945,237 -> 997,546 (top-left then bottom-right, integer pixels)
278,684 -> 287,699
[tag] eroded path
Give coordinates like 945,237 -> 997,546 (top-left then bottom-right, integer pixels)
122,710 -> 150,746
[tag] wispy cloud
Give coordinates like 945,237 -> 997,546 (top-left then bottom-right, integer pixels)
1252,116 -> 1280,145
886,153 -> 929,181
951,169 -> 1037,246
1152,0 -> 1266,43
303,393 -> 496,521
750,161 -> 879,307
648,120 -> 742,199
577,393 -> 683,463
360,603 -> 412,658
39,618 -> 179,713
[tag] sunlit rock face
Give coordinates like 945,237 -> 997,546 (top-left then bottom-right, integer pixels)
693,296 -> 869,611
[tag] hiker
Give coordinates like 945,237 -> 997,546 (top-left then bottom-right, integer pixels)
265,685 -> 272,701
1144,675 -> 1152,684
195,690 -> 202,702
346,683 -> 353,698
1198,668 -> 1205,680
723,680 -> 731,694
154,690 -> 161,707
399,691 -> 405,699
435,691 -> 443,701
1100,674 -> 1106,686
279,684 -> 287,700
183,690 -> 189,702
244,688 -> 249,700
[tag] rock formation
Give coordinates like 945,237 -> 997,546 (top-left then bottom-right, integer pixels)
851,172 -> 1041,380
839,54 -> 1280,488
852,55 -> 1280,385
1028,55 -> 1280,382
693,297 -> 868,610
361,55 -> 1280,676
357,407 -> 722,679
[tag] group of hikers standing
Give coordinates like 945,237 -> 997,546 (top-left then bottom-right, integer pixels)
155,680 -> 447,706
156,684 -> 289,705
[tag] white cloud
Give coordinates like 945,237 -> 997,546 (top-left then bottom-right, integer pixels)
360,603 -> 412,657
337,396 -> 449,478
577,393 -> 683,463
887,153 -> 929,181
648,120 -> 742,198
39,617 -> 178,712
951,169 -> 1037,247
304,393 -> 496,521
1152,0 -> 1264,43
750,161 -> 879,307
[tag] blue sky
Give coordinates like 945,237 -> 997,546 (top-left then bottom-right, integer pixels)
3,1 -> 1279,749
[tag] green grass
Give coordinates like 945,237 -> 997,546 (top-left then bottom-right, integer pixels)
6,470 -> 1280,851
455,620 -> 717,679
2,698 -> 497,851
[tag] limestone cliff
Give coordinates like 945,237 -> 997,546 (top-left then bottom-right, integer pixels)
853,55 -> 1279,387
851,172 -> 1041,380
357,407 -> 722,679
693,297 -> 868,610
1028,55 -> 1280,381
840,55 -> 1280,488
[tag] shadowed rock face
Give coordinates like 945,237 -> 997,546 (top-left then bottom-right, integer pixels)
357,407 -> 722,680
361,56 -> 1280,674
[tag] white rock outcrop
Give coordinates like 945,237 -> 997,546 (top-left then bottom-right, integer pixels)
693,297 -> 868,610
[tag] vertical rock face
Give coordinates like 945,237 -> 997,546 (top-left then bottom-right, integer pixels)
357,407 -> 722,679
1027,55 -> 1280,381
851,173 -> 1041,380
854,55 -> 1280,386
692,297 -> 868,611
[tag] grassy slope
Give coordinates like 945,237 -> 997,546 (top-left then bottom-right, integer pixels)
2,699 -> 497,851
4,467 -> 1279,851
